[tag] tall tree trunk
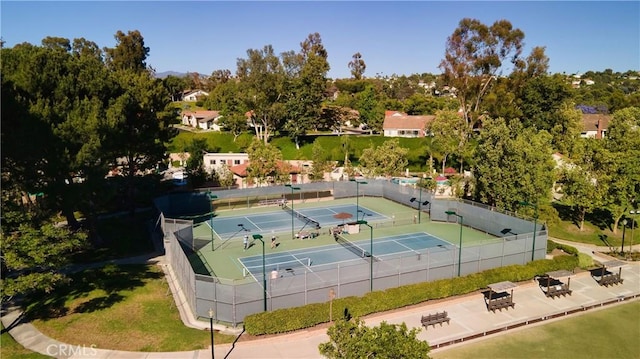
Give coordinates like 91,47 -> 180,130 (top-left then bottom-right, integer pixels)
579,208 -> 586,231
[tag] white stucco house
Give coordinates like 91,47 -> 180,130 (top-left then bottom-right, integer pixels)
183,90 -> 209,102
382,111 -> 435,138
181,110 -> 223,131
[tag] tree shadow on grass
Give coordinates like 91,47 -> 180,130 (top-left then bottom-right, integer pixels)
24,264 -> 162,321
598,234 -> 613,249
552,203 -> 576,225
585,208 -> 612,231
552,202 -> 612,231
73,293 -> 125,313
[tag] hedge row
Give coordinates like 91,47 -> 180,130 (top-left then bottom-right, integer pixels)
547,240 -> 580,256
244,255 -> 579,335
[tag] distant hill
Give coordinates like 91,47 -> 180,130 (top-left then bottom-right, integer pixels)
155,71 -> 188,79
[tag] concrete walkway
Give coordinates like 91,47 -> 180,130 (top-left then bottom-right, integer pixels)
3,242 -> 639,358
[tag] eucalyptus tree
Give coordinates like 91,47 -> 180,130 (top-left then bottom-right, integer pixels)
205,80 -> 248,141
236,45 -> 286,143
474,117 -> 555,211
428,110 -> 468,174
604,107 -> 640,233
281,33 -> 330,149
348,52 -> 366,80
558,139 -> 611,231
162,75 -> 188,101
104,30 -> 149,73
439,18 -> 525,132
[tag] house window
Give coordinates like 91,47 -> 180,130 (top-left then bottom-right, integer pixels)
209,160 -> 216,165
234,159 -> 241,165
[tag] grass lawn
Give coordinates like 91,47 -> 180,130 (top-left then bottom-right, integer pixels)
25,264 -> 236,352
549,203 -> 639,249
0,323 -> 49,359
431,300 -> 640,359
549,218 -> 638,249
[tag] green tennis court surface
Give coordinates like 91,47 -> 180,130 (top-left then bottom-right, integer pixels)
190,197 -> 498,279
207,203 -> 386,239
239,232 -> 453,279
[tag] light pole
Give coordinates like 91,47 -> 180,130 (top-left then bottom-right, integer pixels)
445,211 -> 463,277
621,219 -> 628,254
409,186 -> 429,224
207,191 -> 218,251
356,220 -> 374,292
631,210 -> 638,254
208,308 -> 215,359
518,201 -> 538,262
350,179 -> 367,222
284,184 -> 300,239
252,234 -> 267,311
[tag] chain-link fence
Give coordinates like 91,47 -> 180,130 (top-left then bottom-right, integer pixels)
155,179 -> 547,327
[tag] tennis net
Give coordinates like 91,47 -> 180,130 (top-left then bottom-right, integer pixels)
243,257 -> 312,277
282,204 -> 320,229
334,233 -> 370,258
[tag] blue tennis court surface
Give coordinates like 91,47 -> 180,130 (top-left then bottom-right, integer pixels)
209,204 -> 386,240
239,232 -> 454,279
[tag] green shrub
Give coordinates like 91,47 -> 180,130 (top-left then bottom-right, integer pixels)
578,253 -> 594,269
547,240 -> 579,256
243,255 -> 579,335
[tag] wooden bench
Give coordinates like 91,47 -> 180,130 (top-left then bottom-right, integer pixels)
598,273 -> 623,287
421,311 -> 450,329
546,284 -> 572,298
487,296 -> 515,312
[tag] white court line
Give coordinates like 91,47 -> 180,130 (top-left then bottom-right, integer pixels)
245,216 -> 262,231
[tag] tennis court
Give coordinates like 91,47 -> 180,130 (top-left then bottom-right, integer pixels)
239,232 -> 453,279
207,203 -> 387,240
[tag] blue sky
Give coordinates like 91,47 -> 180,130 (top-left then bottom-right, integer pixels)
2,1 -> 638,78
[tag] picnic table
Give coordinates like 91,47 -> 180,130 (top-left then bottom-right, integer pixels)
484,281 -> 516,312
538,270 -> 573,298
591,260 -> 625,287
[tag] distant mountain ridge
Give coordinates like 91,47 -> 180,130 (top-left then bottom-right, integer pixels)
155,71 -> 189,79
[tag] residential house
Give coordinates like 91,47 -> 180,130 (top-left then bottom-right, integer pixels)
169,152 -> 191,168
203,152 -> 249,174
181,110 -> 223,131
182,90 -> 209,102
382,111 -> 435,138
227,160 -> 303,189
581,113 -> 610,139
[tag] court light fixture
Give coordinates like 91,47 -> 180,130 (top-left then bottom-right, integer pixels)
208,308 -> 215,359
518,201 -> 538,262
356,220 -> 374,292
207,191 -> 218,251
445,210 -> 463,276
350,179 -> 368,225
409,185 -> 428,224
252,234 -> 267,311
